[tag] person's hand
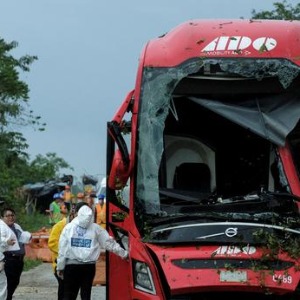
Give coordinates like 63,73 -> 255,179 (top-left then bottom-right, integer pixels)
57,270 -> 64,280
0,261 -> 5,272
123,251 -> 129,261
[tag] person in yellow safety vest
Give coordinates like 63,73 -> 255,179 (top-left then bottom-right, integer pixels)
95,194 -> 106,229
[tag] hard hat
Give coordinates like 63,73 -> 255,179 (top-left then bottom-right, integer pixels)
53,193 -> 62,200
98,194 -> 105,199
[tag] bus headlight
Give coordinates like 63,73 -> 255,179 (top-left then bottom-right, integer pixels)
133,260 -> 156,295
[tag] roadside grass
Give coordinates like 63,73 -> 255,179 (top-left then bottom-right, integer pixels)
23,257 -> 43,271
18,212 -> 51,232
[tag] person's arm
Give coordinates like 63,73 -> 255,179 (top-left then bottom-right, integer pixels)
48,221 -> 64,254
0,239 -> 5,255
56,225 -> 69,272
0,221 -> 15,251
0,237 -> 4,266
97,227 -> 128,259
0,253 -> 4,272
49,203 -> 54,219
0,235 -> 5,272
15,223 -> 32,244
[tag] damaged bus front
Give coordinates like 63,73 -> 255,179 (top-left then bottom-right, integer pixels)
106,19 -> 300,299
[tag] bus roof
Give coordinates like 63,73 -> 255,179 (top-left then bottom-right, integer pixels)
142,19 -> 300,67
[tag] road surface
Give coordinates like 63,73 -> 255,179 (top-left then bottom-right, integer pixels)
13,262 -> 106,300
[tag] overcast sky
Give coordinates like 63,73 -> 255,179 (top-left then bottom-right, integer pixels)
0,0 -> 298,183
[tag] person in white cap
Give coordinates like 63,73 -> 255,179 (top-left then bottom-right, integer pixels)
56,203 -> 128,300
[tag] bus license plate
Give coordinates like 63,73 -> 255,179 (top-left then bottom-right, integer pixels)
220,270 -> 247,282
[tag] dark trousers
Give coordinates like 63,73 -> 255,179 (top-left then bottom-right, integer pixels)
4,257 -> 24,300
54,267 -> 64,300
63,263 -> 96,300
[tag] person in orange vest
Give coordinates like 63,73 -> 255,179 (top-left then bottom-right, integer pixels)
95,194 -> 106,229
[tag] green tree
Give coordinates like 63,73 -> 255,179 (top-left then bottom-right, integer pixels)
0,38 -> 41,205
252,0 -> 300,20
28,152 -> 73,182
0,39 -> 44,130
0,38 -> 72,209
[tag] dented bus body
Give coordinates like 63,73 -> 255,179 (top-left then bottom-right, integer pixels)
106,19 -> 300,299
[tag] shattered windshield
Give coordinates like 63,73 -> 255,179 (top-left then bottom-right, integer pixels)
135,58 -> 300,230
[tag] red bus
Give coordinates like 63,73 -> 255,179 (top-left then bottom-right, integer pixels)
106,19 -> 300,299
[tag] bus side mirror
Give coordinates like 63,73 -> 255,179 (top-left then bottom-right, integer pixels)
108,149 -> 130,190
